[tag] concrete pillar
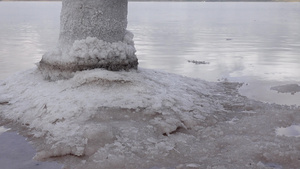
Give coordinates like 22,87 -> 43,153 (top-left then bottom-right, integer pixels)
39,0 -> 138,80
59,0 -> 128,49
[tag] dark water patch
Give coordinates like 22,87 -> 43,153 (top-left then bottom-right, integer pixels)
271,84 -> 300,95
0,131 -> 63,169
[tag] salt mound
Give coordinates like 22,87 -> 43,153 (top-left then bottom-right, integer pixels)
0,68 -> 299,169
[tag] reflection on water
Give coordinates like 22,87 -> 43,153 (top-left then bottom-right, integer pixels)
0,131 -> 63,169
128,2 -> 300,82
128,2 -> 300,105
239,80 -> 300,106
0,2 -> 60,79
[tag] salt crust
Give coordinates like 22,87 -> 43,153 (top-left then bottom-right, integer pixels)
39,31 -> 138,80
0,68 -> 299,169
42,31 -> 135,65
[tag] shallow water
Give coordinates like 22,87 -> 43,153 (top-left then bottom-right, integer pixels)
0,130 -> 63,169
276,125 -> 300,137
130,2 -> 300,83
128,2 -> 300,105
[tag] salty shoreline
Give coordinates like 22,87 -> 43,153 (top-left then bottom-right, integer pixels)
1,67 -> 299,168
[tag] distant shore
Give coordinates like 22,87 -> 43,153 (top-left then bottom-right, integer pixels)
1,0 -> 300,2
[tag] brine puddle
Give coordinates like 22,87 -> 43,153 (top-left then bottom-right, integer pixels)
276,125 -> 300,138
0,126 -> 63,169
236,79 -> 300,106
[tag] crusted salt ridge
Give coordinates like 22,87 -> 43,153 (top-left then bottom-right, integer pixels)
0,68 -> 228,160
0,68 -> 299,169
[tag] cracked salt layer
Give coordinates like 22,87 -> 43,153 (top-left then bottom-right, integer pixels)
276,125 -> 300,137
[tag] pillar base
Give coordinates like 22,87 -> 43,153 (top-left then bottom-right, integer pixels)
38,58 -> 138,81
38,31 -> 138,81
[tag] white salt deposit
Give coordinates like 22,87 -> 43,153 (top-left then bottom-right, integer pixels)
42,31 -> 136,65
39,31 -> 138,80
0,126 -> 9,136
1,68 -> 299,169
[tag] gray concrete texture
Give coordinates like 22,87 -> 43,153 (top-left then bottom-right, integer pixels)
59,0 -> 128,49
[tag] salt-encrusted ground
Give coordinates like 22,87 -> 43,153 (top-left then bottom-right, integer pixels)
0,68 -> 299,169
